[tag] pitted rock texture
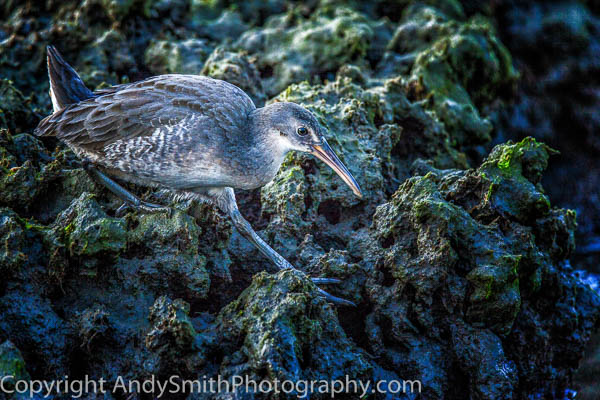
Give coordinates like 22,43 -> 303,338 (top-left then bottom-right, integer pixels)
0,1 -> 598,399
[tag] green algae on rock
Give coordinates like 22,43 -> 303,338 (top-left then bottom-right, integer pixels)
0,80 -> 40,135
51,193 -> 126,263
202,47 -> 267,106
0,0 -> 598,399
145,38 -> 212,75
0,208 -> 28,273
0,340 -> 30,380
363,137 -> 597,397
236,6 -> 374,96
206,270 -> 372,395
402,7 -> 518,147
127,210 -> 211,300
145,296 -> 206,375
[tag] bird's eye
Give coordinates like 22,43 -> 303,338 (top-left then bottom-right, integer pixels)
297,126 -> 308,136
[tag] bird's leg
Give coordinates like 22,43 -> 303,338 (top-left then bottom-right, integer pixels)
82,162 -> 171,216
214,188 -> 355,306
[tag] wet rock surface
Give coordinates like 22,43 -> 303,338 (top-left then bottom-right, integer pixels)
0,1 -> 598,399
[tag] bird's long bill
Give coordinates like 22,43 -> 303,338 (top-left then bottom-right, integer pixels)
310,140 -> 363,198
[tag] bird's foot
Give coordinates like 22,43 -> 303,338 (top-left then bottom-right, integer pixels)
315,286 -> 356,307
279,267 -> 353,306
309,276 -> 355,306
311,277 -> 342,285
115,201 -> 173,217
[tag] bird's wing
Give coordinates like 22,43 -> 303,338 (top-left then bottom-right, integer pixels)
34,75 -> 256,156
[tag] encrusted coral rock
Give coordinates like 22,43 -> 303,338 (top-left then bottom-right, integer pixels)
0,80 -> 38,134
364,137 -> 598,398
202,47 -> 266,106
0,132 -> 62,213
126,211 -> 211,300
204,270 -> 371,397
74,306 -> 112,353
146,296 -> 204,375
236,7 -> 374,95
145,38 -> 212,75
0,291 -> 72,378
0,0 -> 598,398
0,208 -> 27,273
52,193 -> 126,261
393,5 -> 518,147
146,296 -> 198,352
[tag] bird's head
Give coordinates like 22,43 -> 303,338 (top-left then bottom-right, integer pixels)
253,102 -> 363,198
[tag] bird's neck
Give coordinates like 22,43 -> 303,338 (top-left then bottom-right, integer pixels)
246,108 -> 290,186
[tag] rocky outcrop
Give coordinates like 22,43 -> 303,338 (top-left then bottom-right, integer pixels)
0,0 -> 598,399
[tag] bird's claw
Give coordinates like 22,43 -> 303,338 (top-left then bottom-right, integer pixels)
115,201 -> 173,217
315,287 -> 356,307
311,277 -> 342,285
138,201 -> 173,216
115,203 -> 130,217
310,276 -> 354,306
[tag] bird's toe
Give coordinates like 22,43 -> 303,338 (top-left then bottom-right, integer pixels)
311,277 -> 342,285
115,202 -> 130,217
315,287 -> 356,307
138,201 -> 172,216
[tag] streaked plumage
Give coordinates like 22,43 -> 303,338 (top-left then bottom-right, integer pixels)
36,74 -> 283,190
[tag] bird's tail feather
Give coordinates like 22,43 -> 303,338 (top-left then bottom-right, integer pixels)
46,45 -> 95,113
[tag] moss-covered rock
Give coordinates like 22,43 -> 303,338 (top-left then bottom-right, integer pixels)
145,296 -> 204,374
76,29 -> 137,88
0,80 -> 39,134
0,208 -> 27,274
202,47 -> 266,106
0,340 -> 30,384
51,193 -> 126,262
203,269 -> 371,397
145,38 -> 212,75
0,0 -> 598,398
0,131 -> 65,213
402,6 -> 517,147
236,6 -> 375,95
126,210 -> 211,300
362,137 -> 598,397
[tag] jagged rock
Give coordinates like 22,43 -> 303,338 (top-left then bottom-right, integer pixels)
398,5 -> 518,148
201,270 -> 372,398
0,291 -> 72,378
202,47 -> 267,106
145,38 -> 212,75
0,208 -> 27,274
73,306 -> 112,353
0,340 -> 31,392
0,1 -> 597,399
145,296 -> 204,375
236,6 -> 374,95
0,80 -> 39,134
50,193 -> 126,264
77,29 -> 137,88
362,138 -> 599,398
125,210 -> 211,300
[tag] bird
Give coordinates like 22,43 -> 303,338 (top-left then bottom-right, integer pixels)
35,46 -> 363,306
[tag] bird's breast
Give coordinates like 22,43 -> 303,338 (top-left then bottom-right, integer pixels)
230,154 -> 282,190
